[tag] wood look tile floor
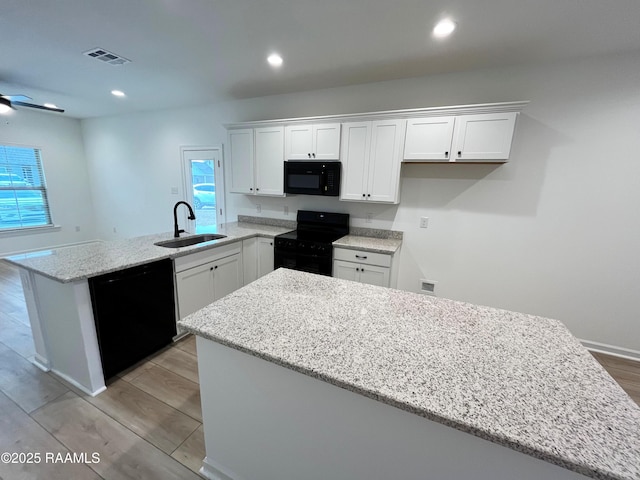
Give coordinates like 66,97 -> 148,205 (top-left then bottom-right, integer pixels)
1,260 -> 639,479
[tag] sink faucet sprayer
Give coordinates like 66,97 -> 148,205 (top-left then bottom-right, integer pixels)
173,201 -> 196,238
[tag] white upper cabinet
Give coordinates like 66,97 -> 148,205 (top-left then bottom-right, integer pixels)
284,123 -> 341,160
228,127 -> 284,196
254,126 -> 285,196
228,129 -> 254,194
404,116 -> 455,161
403,112 -> 518,163
452,112 -> 517,161
340,119 -> 406,204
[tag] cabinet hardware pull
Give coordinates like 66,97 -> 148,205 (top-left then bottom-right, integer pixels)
249,187 -> 253,191
210,267 -> 213,271
355,255 -> 367,259
362,193 -> 366,197
256,188 -> 260,191
356,268 -> 360,272
312,153 -> 316,158
367,194 -> 371,197
214,265 -> 218,269
445,151 -> 449,157
458,151 -> 462,157
308,153 -> 311,158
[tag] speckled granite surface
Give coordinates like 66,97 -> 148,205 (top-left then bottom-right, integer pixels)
179,268 -> 640,480
348,226 -> 403,239
3,222 -> 291,283
333,234 -> 402,254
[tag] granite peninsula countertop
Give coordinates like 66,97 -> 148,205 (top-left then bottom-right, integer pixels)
179,268 -> 640,480
2,222 -> 291,283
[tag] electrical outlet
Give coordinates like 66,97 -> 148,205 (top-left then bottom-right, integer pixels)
284,205 -> 289,216
256,204 -> 262,213
113,227 -> 117,233
366,213 -> 373,223
420,279 -> 437,296
420,217 -> 429,228
75,226 -> 80,232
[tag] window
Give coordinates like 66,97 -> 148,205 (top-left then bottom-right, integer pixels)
181,147 -> 225,234
0,145 -> 52,230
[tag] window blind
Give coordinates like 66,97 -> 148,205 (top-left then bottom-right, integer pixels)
0,145 -> 52,230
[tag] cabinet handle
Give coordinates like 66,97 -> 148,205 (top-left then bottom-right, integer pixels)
214,265 -> 218,270
362,193 -> 366,198
210,267 -> 213,271
356,268 -> 360,272
308,153 -> 311,158
355,255 -> 368,260
249,187 -> 253,191
312,153 -> 316,158
270,242 -> 273,246
367,194 -> 371,198
445,151 -> 449,158
458,151 -> 462,157
256,188 -> 260,191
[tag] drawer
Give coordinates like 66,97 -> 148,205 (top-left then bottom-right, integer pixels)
174,241 -> 241,273
333,247 -> 391,268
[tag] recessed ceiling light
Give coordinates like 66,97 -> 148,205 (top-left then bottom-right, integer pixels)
267,53 -> 283,68
433,18 -> 456,38
111,90 -> 126,97
44,103 -> 58,109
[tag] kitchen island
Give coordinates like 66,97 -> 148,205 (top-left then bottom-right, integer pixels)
179,268 -> 640,480
2,221 -> 292,395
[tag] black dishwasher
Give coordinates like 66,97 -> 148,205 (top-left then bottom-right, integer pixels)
89,259 -> 177,380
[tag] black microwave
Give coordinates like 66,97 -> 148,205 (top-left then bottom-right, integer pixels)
284,161 -> 341,196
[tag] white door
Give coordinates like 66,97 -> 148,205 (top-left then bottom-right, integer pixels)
257,237 -> 275,278
452,113 -> 517,161
339,122 -> 371,201
212,254 -> 243,301
367,119 -> 405,203
228,129 -> 255,193
403,116 -> 455,161
176,262 -> 215,319
313,123 -> 341,160
254,127 -> 285,196
182,147 -> 226,234
333,260 -> 359,282
284,125 -> 314,160
357,264 -> 390,287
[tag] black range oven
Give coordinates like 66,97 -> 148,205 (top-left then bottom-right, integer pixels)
274,210 -> 349,276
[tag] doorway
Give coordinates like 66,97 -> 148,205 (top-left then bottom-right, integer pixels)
181,147 -> 225,233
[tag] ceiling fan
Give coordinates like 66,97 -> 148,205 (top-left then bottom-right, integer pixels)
0,94 -> 65,113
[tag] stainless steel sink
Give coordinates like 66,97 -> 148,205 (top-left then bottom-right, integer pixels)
154,234 -> 227,248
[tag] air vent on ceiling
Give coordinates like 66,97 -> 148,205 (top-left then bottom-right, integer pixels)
83,48 -> 131,66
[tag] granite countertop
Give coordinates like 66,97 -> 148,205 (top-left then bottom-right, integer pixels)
179,268 -> 640,480
333,235 -> 402,254
2,222 -> 291,283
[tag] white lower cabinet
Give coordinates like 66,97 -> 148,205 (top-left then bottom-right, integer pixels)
333,247 -> 397,288
242,236 -> 275,285
175,242 -> 243,325
333,260 -> 390,287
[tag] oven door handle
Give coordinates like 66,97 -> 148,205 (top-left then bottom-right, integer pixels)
320,168 -> 327,193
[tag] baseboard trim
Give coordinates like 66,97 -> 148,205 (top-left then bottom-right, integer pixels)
50,368 -> 106,397
199,456 -> 241,480
30,354 -> 50,372
581,339 -> 640,362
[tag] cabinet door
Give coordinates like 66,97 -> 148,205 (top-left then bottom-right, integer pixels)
313,123 -> 341,160
357,264 -> 390,287
339,122 -> 371,201
255,126 -> 285,196
176,262 -> 215,319
333,260 -> 360,282
212,253 -> 243,301
242,238 -> 258,286
257,237 -> 275,279
403,116 -> 455,161
284,125 -> 314,160
452,112 -> 517,161
228,129 -> 255,194
367,119 -> 406,203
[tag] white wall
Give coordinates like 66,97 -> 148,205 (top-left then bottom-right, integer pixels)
0,109 -> 96,255
80,50 -> 640,354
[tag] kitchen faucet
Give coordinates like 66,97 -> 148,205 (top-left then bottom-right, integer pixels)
173,201 -> 196,237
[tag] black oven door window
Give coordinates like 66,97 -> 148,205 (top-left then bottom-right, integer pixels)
274,251 -> 332,276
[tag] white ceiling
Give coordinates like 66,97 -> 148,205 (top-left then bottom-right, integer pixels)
2,0 -> 640,119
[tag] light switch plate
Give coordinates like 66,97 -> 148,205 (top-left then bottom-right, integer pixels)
420,217 -> 429,228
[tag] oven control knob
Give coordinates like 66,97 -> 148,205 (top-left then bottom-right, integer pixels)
310,244 -> 315,250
